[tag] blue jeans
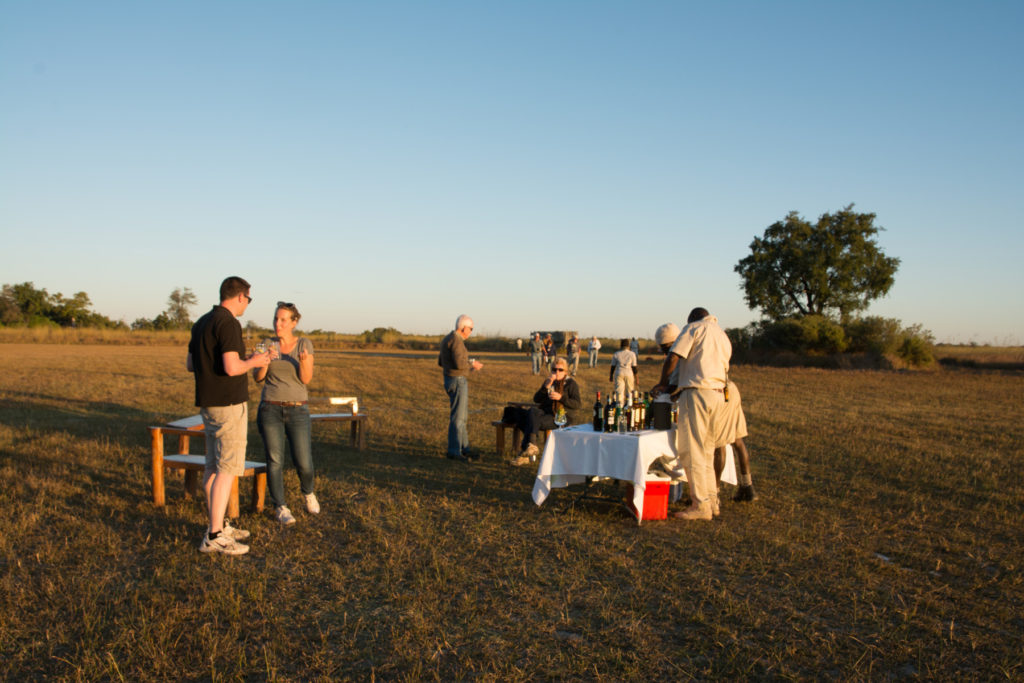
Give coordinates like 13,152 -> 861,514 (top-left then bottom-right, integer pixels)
531,353 -> 542,374
257,402 -> 314,508
589,349 -> 599,367
444,375 -> 469,455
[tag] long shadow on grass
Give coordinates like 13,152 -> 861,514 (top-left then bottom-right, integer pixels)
311,436 -> 629,521
0,393 -> 622,523
0,392 -> 178,445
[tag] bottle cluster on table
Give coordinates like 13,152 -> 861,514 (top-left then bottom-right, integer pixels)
592,390 -> 652,432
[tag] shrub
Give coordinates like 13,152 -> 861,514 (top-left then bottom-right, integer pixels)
896,324 -> 935,367
752,316 -> 847,354
843,316 -> 935,367
844,316 -> 903,355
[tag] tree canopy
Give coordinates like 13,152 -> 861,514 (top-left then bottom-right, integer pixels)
734,205 -> 900,321
0,282 -> 121,328
131,287 -> 198,331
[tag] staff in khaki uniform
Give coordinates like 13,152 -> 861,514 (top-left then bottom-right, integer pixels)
713,381 -> 757,502
651,307 -> 731,521
609,339 -> 638,406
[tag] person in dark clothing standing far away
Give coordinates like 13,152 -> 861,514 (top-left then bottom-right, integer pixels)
187,276 -> 274,555
529,332 -> 544,374
566,334 -> 581,376
438,314 -> 483,462
507,356 -> 582,466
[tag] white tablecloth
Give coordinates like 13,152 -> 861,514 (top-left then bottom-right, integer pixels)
531,425 -> 735,519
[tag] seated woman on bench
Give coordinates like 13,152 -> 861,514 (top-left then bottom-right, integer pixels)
508,356 -> 581,466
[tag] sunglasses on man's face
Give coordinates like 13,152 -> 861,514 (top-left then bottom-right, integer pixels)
554,367 -> 566,372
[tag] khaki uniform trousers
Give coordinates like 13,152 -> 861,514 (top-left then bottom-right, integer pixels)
676,388 -> 724,506
613,370 -> 635,407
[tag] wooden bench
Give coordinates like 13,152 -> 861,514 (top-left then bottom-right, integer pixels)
491,419 -> 550,457
310,396 -> 367,450
148,417 -> 266,519
310,412 -> 368,449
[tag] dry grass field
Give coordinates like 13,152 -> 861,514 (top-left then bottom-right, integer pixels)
1,342 -> 1022,680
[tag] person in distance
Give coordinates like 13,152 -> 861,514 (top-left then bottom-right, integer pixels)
588,335 -> 601,367
609,338 -> 638,406
438,314 -> 483,462
529,332 -> 543,375
253,301 -> 320,526
566,334 -> 581,376
507,356 -> 582,466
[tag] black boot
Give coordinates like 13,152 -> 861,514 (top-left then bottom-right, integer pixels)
733,485 -> 758,502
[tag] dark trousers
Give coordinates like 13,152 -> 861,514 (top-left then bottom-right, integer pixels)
505,406 -> 556,450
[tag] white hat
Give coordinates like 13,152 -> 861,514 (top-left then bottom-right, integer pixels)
655,323 -> 680,345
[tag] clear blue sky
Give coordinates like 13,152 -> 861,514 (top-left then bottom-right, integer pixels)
2,1 -> 1022,344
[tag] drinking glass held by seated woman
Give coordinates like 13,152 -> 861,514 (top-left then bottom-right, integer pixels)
506,356 -> 582,466
253,301 -> 320,526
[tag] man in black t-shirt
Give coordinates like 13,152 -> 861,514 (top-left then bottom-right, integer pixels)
187,276 -> 273,555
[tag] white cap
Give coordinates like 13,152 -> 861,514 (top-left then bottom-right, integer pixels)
655,323 -> 681,345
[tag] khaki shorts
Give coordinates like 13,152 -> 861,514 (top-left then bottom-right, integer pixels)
201,403 -> 248,477
714,382 -> 748,448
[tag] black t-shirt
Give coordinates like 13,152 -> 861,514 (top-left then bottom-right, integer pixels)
188,305 -> 248,407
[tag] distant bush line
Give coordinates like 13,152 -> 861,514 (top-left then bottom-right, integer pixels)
3,323 -> 1020,371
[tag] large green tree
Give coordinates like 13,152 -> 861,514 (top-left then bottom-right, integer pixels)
735,205 -> 900,321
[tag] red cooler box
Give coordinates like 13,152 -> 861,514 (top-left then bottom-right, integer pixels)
628,477 -> 671,520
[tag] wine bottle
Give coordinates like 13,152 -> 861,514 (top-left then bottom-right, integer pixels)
592,391 -> 603,432
604,393 -> 617,433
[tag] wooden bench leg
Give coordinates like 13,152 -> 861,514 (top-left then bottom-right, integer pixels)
495,423 -> 505,457
183,470 -> 199,500
151,428 -> 165,506
227,478 -> 240,519
350,420 -> 363,450
252,471 -> 266,512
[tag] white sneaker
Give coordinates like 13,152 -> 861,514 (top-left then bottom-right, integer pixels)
520,443 -> 540,460
202,528 -> 250,540
275,506 -> 296,525
223,520 -> 251,540
199,533 -> 250,555
305,493 -> 320,515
